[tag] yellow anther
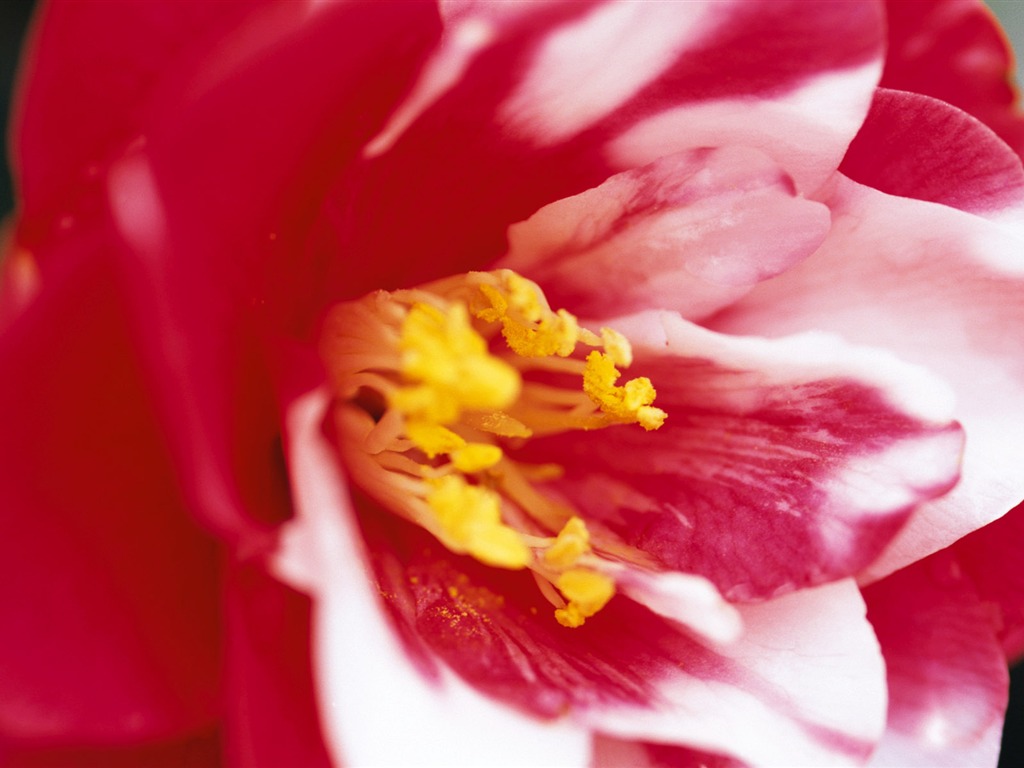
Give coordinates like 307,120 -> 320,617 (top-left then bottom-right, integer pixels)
405,421 -> 465,458
600,327 -> 633,367
451,443 -> 504,473
544,516 -> 591,568
397,302 -> 521,421
583,351 -> 667,431
554,569 -> 615,628
475,274 -> 580,358
426,475 -> 530,569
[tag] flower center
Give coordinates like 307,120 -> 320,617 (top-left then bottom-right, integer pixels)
321,269 -> 666,627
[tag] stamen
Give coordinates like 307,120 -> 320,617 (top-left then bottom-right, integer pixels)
321,268 -> 666,628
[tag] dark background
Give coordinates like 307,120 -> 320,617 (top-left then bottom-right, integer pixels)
1,0 -> 1021,764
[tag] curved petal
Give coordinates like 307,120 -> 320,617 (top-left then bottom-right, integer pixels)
586,581 -> 886,767
0,249 -> 222,746
276,388 -> 591,768
864,551 -> 1009,767
840,88 -> 1024,230
953,502 -> 1024,662
319,0 -> 885,300
709,176 -> 1024,582
222,563 -> 331,768
11,0 -> 260,233
89,1 -> 440,541
520,311 -> 962,601
880,0 -> 1024,158
498,147 -> 830,322
356,503 -> 886,766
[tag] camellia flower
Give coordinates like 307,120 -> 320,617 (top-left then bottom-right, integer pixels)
2,0 -> 1024,766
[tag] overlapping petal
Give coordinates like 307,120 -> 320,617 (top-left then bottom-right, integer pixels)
281,390 -> 888,768
711,174 -> 1024,582
880,0 -> 1024,157
519,311 -> 962,600
864,551 -> 1009,767
499,147 -> 830,321
840,88 -> 1024,230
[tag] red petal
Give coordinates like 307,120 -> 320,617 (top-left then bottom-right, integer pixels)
880,0 -> 1024,158
522,312 -> 963,601
12,0 -> 260,233
0,248 -> 222,745
841,88 -> 1024,219
222,563 -> 331,768
953,502 -> 1024,662
2,730 -> 221,768
276,389 -> 591,767
864,550 -> 1009,766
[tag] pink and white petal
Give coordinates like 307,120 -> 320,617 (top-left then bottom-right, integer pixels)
324,0 -> 884,299
356,499 -> 885,765
864,551 -> 1009,767
592,735 -> 748,768
498,147 -> 830,322
521,311 -> 963,601
604,0 -> 885,194
953,501 -> 1024,662
585,581 -> 886,767
880,0 -> 1024,158
276,389 -> 590,768
709,176 -> 1024,582
840,88 -> 1024,233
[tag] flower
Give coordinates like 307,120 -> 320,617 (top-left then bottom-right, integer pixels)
2,1 -> 1023,766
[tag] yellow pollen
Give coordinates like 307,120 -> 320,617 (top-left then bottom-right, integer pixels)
451,443 -> 504,473
583,351 -> 667,431
476,274 -> 580,358
404,421 -> 465,458
554,569 -> 616,628
426,475 -> 530,569
396,302 -> 521,423
544,516 -> 591,568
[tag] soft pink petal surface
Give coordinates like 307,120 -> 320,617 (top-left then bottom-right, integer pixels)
710,176 -> 1024,581
499,147 -> 829,321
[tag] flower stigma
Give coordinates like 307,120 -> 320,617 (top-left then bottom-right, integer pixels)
321,269 -> 666,627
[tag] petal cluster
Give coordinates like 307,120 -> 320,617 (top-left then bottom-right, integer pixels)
2,1 -> 1024,767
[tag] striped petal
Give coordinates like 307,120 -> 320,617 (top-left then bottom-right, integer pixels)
710,176 -> 1024,582
864,551 -> 1009,767
275,389 -> 591,768
520,311 -> 963,600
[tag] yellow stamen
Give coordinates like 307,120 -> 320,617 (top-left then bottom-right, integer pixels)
426,475 -> 530,569
544,516 -> 592,568
554,569 -> 616,628
451,443 -> 504,473
583,351 -> 667,431
322,268 -> 666,629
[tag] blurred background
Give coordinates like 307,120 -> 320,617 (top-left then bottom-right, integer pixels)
1,0 -> 1023,765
